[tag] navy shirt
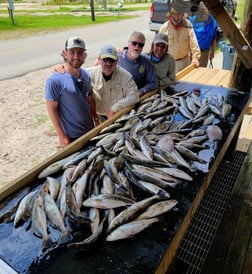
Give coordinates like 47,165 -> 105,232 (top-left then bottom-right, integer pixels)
118,49 -> 158,94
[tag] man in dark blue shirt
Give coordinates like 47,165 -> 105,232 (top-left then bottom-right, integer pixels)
117,31 -> 159,97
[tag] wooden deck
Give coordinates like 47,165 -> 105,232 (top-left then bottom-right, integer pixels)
176,66 -> 231,88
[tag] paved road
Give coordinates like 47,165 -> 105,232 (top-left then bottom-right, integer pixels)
0,9 -> 224,81
0,10 -> 156,80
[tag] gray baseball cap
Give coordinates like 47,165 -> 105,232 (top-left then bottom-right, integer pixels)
65,37 -> 86,50
153,33 -> 168,45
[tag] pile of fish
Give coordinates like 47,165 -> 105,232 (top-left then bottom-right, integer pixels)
13,88 -> 232,250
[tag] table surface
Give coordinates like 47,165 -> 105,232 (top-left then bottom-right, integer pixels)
178,67 -> 231,88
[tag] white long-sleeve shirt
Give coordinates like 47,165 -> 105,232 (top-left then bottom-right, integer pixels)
87,65 -> 139,116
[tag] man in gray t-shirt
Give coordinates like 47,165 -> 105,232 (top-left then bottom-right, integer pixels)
45,37 -> 94,147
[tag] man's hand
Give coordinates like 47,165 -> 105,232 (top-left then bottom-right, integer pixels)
93,118 -> 100,126
191,58 -> 200,68
52,64 -> 65,74
58,133 -> 70,148
107,109 -> 116,119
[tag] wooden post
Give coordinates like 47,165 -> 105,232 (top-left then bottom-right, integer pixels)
228,0 -> 252,91
202,0 -> 252,69
90,0 -> 95,21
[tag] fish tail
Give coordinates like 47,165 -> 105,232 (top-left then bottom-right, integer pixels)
42,236 -> 54,251
59,231 -> 73,245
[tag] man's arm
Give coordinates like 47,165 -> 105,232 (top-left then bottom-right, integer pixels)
46,100 -> 70,147
159,55 -> 176,88
110,71 -> 139,113
189,27 -> 201,67
87,95 -> 99,126
139,60 -> 159,95
209,38 -> 216,61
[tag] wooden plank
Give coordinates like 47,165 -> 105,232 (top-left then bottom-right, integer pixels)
222,204 -> 252,273
176,64 -> 194,80
236,138 -> 252,153
180,68 -> 231,87
179,67 -> 203,83
236,113 -> 252,152
243,220 -> 252,274
204,69 -> 231,87
240,118 -> 252,139
195,69 -> 221,84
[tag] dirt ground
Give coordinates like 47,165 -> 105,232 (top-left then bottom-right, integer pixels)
0,68 -> 60,189
0,5 -> 149,193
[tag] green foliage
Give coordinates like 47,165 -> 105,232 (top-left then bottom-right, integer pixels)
236,0 -> 245,24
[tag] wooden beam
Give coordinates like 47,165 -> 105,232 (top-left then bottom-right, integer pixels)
202,0 -> 252,69
176,63 -> 195,80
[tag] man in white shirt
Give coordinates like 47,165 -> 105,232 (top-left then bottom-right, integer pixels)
87,45 -> 140,122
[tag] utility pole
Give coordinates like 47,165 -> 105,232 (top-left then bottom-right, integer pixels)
8,0 -> 15,25
90,0 -> 95,21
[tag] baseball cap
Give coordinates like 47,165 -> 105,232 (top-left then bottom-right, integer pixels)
65,37 -> 86,50
153,33 -> 168,45
100,45 -> 118,60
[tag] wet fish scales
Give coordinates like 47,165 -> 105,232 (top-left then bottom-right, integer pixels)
82,194 -> 135,209
38,152 -> 80,179
137,200 -> 178,220
105,218 -> 159,241
107,195 -> 160,233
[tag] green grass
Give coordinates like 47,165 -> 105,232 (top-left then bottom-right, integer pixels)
0,1 -> 149,39
0,13 -> 134,38
1,14 -> 133,30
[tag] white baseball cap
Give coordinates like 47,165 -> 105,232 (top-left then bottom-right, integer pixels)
100,45 -> 118,60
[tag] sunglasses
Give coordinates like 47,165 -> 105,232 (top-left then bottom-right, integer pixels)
130,41 -> 145,48
102,58 -> 116,64
155,43 -> 167,49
